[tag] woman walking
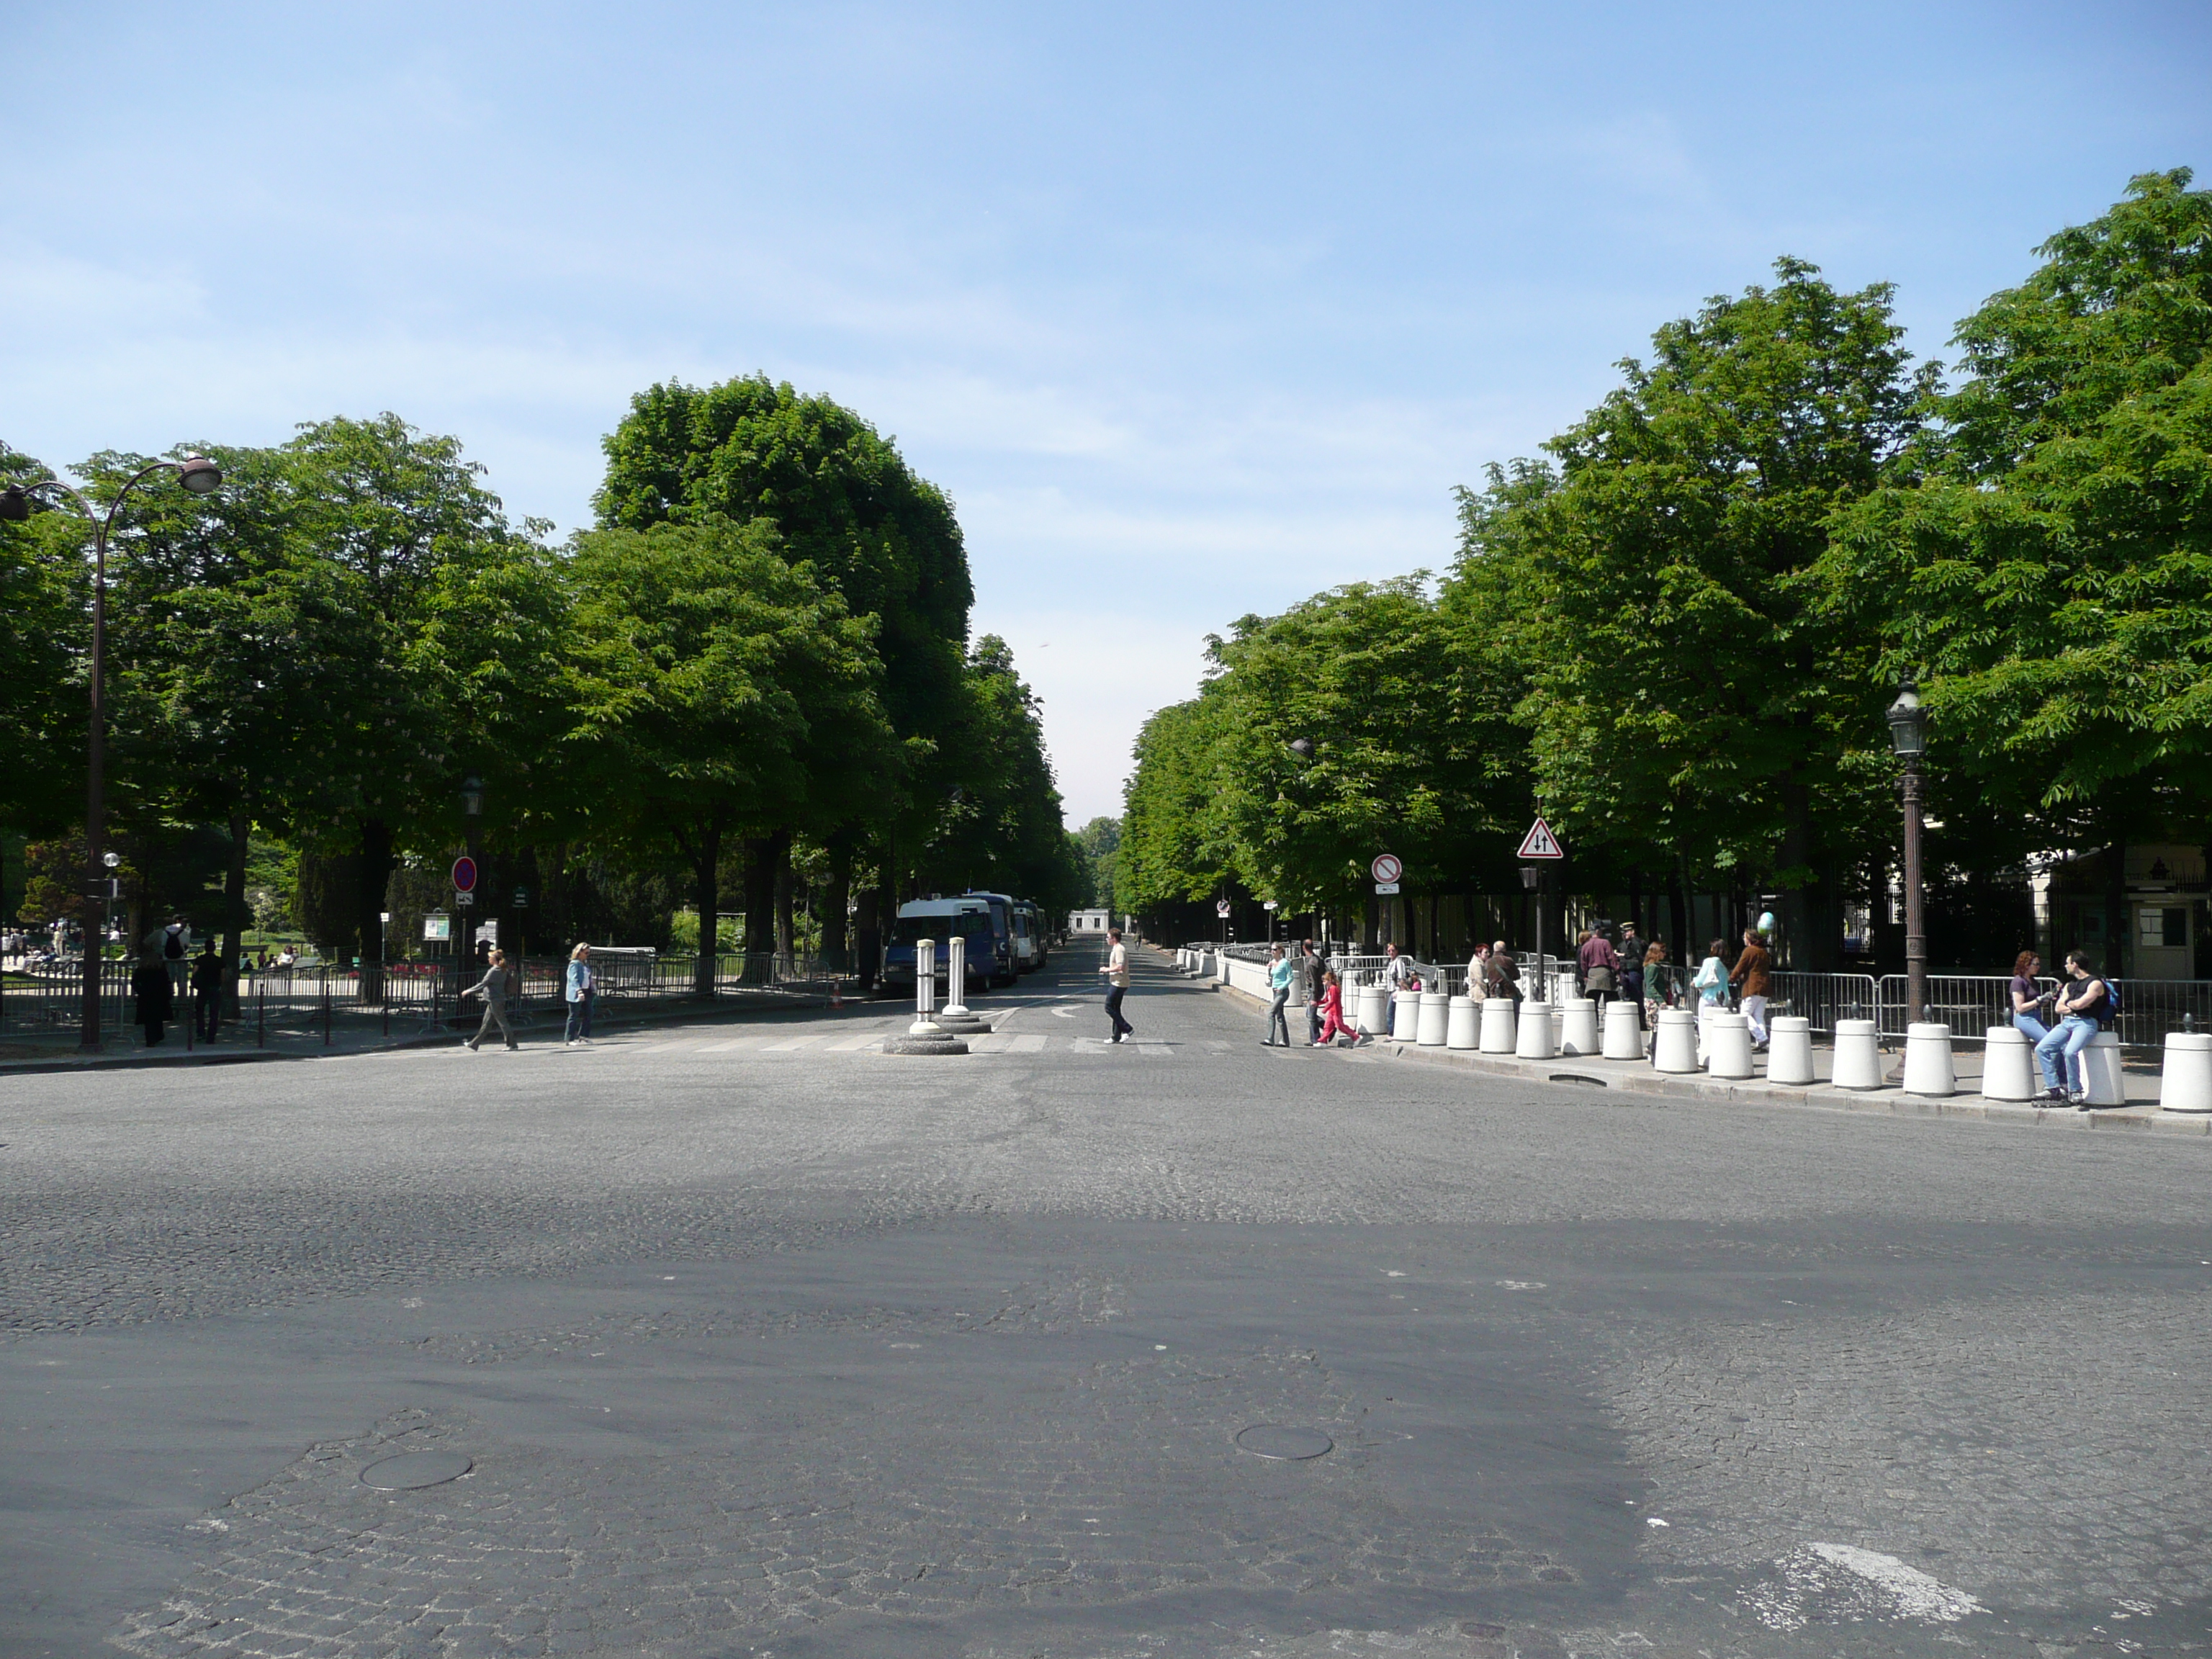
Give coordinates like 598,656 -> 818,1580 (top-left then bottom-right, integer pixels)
1263,944 -> 1294,1046
462,948 -> 518,1051
565,943 -> 596,1046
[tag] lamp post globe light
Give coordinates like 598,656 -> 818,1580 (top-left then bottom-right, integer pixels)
1886,681 -> 1929,1028
1,455 -> 224,1051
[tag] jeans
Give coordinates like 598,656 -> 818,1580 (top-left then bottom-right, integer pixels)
194,992 -> 221,1043
1307,994 -> 1322,1043
2036,1015 -> 2098,1093
565,990 -> 594,1042
2012,1010 -> 2052,1046
1267,989 -> 1290,1045
1105,985 -> 1132,1039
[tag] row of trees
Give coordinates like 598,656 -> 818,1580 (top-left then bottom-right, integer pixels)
1120,171 -> 2212,971
4,377 -> 1091,995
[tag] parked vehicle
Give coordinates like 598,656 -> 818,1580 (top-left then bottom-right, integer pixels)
958,891 -> 1020,986
1012,901 -> 1046,972
880,898 -> 994,995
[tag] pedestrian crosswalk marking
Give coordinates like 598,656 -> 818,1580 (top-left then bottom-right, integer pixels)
1009,1033 -> 1047,1053
826,1031 -> 885,1051
696,1037 -> 763,1053
760,1033 -> 827,1052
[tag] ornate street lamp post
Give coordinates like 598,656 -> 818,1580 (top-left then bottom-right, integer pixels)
1,456 -> 223,1050
1886,681 -> 1928,1027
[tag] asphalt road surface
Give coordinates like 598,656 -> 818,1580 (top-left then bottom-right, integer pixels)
5,939 -> 2212,1659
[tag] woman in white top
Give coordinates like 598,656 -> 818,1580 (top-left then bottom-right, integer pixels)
1689,937 -> 1730,1065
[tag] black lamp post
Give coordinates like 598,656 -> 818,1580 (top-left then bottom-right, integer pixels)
2,456 -> 223,1050
458,775 -> 485,1010
1886,680 -> 1928,1026
1521,863 -> 1544,997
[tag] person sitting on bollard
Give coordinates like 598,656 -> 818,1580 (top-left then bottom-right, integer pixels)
1690,938 -> 1730,1066
1486,942 -> 1521,1004
2008,950 -> 2052,1046
2034,950 -> 2109,1107
1385,943 -> 1416,993
1730,927 -> 1773,1049
1313,969 -> 1356,1047
1578,926 -> 1620,1010
1640,941 -> 1671,1054
1263,944 -> 1294,1046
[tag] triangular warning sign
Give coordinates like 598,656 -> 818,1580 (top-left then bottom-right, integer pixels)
1517,817 -> 1565,860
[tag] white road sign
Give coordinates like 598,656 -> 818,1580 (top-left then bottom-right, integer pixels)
1517,817 -> 1565,860
1216,899 -> 1232,917
1374,882 -> 1401,895
1371,853 -> 1403,884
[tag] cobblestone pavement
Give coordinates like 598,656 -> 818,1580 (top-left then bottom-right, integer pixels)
5,943 -> 2212,1658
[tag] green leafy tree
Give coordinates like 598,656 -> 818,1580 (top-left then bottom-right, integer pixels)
1074,816 -> 1121,916
1823,168 -> 2212,968
1451,259 -> 1934,964
0,444 -> 87,840
1116,694 -> 1238,921
562,517 -> 892,995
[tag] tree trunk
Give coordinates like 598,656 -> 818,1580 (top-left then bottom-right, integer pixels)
692,817 -> 724,997
222,809 -> 249,1020
822,835 -> 853,973
742,837 -> 776,963
355,817 -> 394,1002
774,834 -> 796,974
1668,860 -> 1689,972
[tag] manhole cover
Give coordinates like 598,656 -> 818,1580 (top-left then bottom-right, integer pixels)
1235,1424 -> 1333,1460
359,1451 -> 473,1490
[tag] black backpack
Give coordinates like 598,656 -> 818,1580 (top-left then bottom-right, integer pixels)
163,930 -> 185,961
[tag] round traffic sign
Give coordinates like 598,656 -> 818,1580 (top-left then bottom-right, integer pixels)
451,855 -> 478,894
1371,853 -> 1403,884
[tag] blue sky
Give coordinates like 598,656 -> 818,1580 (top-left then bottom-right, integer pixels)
7,0 -> 2208,822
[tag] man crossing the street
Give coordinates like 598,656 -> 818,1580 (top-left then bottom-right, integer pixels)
1100,927 -> 1134,1044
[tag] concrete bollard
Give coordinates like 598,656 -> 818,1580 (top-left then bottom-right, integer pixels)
2160,1032 -> 2212,1113
1558,998 -> 1599,1057
1218,952 -> 1232,986
1478,997 -> 1516,1053
1982,1025 -> 2037,1101
1706,1011 -> 1755,1079
1831,1019 -> 1881,1089
884,937 -> 967,1055
1416,989 -> 1449,1047
1356,983 -> 1390,1038
1652,1008 -> 1698,1073
1601,997 -> 1642,1060
1766,1015 -> 1815,1084
1446,994 -> 1479,1051
1900,1021 -> 1955,1096
1515,1002 -> 1557,1059
934,936 -> 991,1035
1391,988 -> 1421,1041
2081,1031 -> 2126,1107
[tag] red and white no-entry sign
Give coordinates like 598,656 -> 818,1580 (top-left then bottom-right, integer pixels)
451,855 -> 479,892
1370,853 -> 1403,884
1516,818 -> 1565,860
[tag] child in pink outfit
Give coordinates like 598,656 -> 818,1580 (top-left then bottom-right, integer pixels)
1314,971 -> 1354,1046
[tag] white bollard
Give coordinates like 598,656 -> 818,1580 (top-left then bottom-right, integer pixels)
943,935 -> 970,1018
1706,1011 -> 1755,1079
1392,988 -> 1421,1041
2160,1032 -> 2212,1113
1356,983 -> 1390,1038
1416,989 -> 1449,1047
1831,1019 -> 1882,1089
1982,1025 -> 2037,1101
1218,952 -> 1232,985
1558,998 -> 1599,1057
1478,997 -> 1516,1053
1766,1015 -> 1815,1084
1446,994 -> 1479,1051
1652,1008 -> 1698,1073
914,938 -> 938,1026
1515,1002 -> 1557,1059
1901,1021 -> 1955,1096
2082,1031 -> 2126,1107
1601,997 -> 1642,1060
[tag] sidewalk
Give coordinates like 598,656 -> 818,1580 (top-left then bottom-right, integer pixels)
1172,948 -> 2200,1137
0,984 -> 858,1077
